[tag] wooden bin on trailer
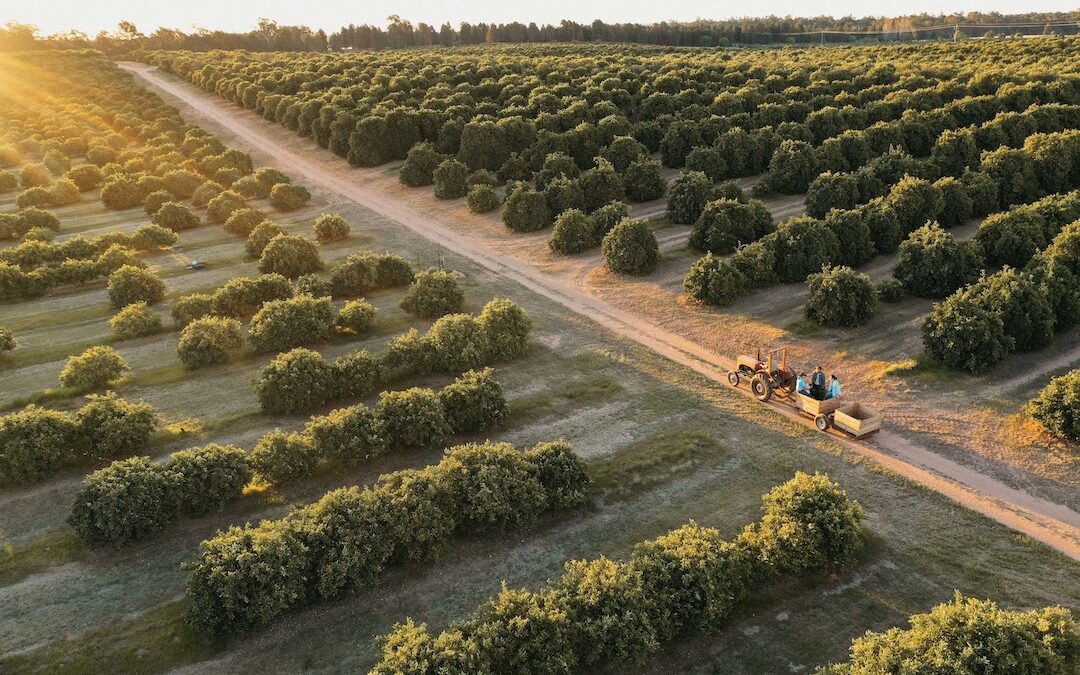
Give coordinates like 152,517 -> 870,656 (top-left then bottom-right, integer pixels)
795,393 -> 842,417
832,402 -> 881,438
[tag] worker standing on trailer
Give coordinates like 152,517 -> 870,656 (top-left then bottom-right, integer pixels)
811,366 -> 826,399
827,374 -> 842,399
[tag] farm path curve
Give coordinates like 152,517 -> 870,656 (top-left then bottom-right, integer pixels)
121,62 -> 1080,561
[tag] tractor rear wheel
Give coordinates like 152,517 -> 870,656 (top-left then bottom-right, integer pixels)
727,371 -> 739,386
814,414 -> 830,432
751,375 -> 772,402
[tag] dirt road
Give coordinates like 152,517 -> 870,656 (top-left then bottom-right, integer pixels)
121,62 -> 1080,561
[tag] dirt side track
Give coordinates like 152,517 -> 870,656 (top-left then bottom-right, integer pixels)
121,62 -> 1080,561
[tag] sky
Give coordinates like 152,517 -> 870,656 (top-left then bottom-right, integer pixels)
4,1 -> 1078,36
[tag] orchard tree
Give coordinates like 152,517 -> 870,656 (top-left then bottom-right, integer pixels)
399,142 -> 445,186
591,201 -> 630,241
667,171 -> 714,225
467,185 -> 500,213
1028,370 -> 1080,440
248,295 -> 335,353
578,159 -> 625,213
689,199 -> 773,255
224,208 -> 265,237
400,269 -> 465,318
152,202 -> 200,231
683,253 -> 745,306
894,223 -> 983,298
601,135 -> 649,173
335,299 -> 377,335
177,317 -> 244,369
922,293 -> 1010,373
623,157 -> 666,202
269,183 -> 311,211
804,266 -> 876,327
107,265 -> 165,308
60,346 -> 129,390
549,209 -> 596,255
886,175 -> 944,234
258,235 -> 323,278
503,187 -> 551,232
313,213 -> 350,243
823,594 -> 1078,674
967,267 -> 1054,352
823,209 -> 875,268
109,302 -> 162,339
765,140 -> 817,194
433,159 -> 469,199
602,218 -> 658,275
0,326 -> 15,353
245,221 -> 284,258
770,217 -> 841,283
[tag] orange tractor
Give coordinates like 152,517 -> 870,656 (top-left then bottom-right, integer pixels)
727,347 -> 796,402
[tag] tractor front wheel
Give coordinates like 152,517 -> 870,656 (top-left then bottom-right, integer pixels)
751,375 -> 772,402
814,414 -> 830,432
727,371 -> 739,387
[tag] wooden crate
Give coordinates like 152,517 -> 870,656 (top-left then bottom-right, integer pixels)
833,402 -> 881,438
796,393 -> 842,416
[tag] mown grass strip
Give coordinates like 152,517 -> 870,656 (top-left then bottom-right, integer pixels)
0,529 -> 85,587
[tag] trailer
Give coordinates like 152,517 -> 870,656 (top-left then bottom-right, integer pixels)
794,393 -> 881,439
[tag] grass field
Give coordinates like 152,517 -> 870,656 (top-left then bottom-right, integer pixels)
1,65 -> 1078,674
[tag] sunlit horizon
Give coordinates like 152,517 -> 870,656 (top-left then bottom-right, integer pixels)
4,0 -> 1079,37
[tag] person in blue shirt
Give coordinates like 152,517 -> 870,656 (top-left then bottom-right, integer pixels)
796,372 -> 809,396
826,374 -> 842,399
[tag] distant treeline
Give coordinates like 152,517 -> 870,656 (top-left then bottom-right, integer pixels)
2,11 -> 1080,53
